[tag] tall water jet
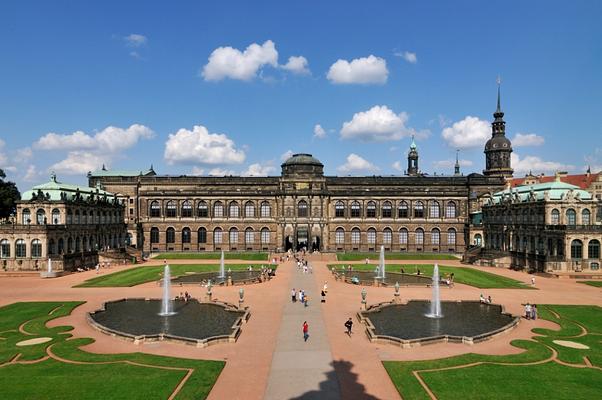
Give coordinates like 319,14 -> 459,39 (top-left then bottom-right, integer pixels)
218,250 -> 225,279
378,245 -> 386,279
426,263 -> 442,318
47,258 -> 52,274
159,265 -> 176,316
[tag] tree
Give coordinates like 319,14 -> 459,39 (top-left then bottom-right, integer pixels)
0,169 -> 20,219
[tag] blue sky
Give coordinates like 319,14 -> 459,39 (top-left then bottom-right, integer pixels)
1,1 -> 601,191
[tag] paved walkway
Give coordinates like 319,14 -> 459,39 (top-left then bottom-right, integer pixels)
264,260 -> 341,399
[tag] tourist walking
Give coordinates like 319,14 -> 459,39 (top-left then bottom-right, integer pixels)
302,321 -> 309,342
323,281 -> 328,294
298,290 -> 303,303
304,295 -> 309,307
321,290 -> 326,303
532,304 -> 538,320
345,318 -> 353,336
525,303 -> 532,320
531,276 -> 536,285
291,288 -> 296,303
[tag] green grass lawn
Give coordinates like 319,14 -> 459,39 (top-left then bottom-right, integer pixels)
327,263 -> 531,289
577,281 -> 602,288
383,305 -> 602,400
75,263 -> 272,287
155,252 -> 269,260
337,252 -> 458,261
0,302 -> 223,399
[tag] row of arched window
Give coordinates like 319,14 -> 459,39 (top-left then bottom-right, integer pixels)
334,200 -> 457,219
150,227 -> 271,245
334,227 -> 457,246
551,208 -> 591,225
0,239 -> 42,258
21,208 -> 122,225
487,207 -> 592,226
149,201 -> 272,219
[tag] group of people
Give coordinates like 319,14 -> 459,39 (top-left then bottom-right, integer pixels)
524,303 -> 538,320
175,291 -> 192,302
291,288 -> 309,307
479,293 -> 493,304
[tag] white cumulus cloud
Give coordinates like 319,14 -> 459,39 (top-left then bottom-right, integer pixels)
280,150 -> 294,162
124,34 -> 147,47
395,51 -> 417,64
327,55 -> 388,85
164,125 -> 245,165
208,168 -> 236,176
202,40 -> 279,81
313,124 -> 326,139
242,162 -> 276,176
282,56 -> 310,75
337,153 -> 379,174
50,151 -> 108,175
340,105 -> 425,142
441,116 -> 490,149
392,161 -> 403,172
511,153 -> 574,174
512,133 -> 545,147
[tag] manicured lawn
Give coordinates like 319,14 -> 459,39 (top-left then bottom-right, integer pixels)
337,252 -> 458,261
327,263 -> 532,289
155,252 -> 269,260
383,305 -> 602,400
578,281 -> 602,288
0,302 -> 224,399
75,263 -> 272,287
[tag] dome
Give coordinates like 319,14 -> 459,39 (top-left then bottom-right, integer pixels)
281,153 -> 324,178
485,135 -> 512,151
281,153 -> 323,167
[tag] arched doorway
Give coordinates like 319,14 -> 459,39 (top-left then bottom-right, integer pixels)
312,236 -> 320,252
296,227 -> 308,251
285,236 -> 293,252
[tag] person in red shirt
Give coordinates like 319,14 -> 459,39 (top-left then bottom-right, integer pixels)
302,321 -> 309,342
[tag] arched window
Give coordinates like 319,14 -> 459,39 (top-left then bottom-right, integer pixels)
150,201 -> 161,218
399,228 -> 408,244
15,239 -> 26,258
448,228 -> 457,245
582,209 -> 591,225
213,228 -> 223,244
166,227 -> 175,244
415,228 -> 424,245
198,227 -> 207,243
350,201 -> 361,218
74,210 -> 80,224
335,228 -> 345,244
182,227 -> 191,243
351,228 -> 360,244
431,228 -> 440,245
75,237 -> 81,252
298,200 -> 308,217
213,202 -> 224,218
367,228 -> 376,244
82,236 -> 89,251
52,208 -> 61,224
398,201 -> 409,218
366,201 -> 376,218
571,239 -> 583,259
414,201 -> 425,218
383,228 -> 392,244
36,209 -> 46,224
197,201 -> 208,217
67,237 -> 73,253
22,208 -> 31,225
229,202 -> 240,218
150,227 -> 159,243
335,201 -> 345,218
446,202 -> 457,218
48,239 -> 56,255
566,209 -> 576,225
166,201 -> 177,218
245,202 -> 255,218
181,201 -> 193,218
382,201 -> 392,218
81,211 -> 87,224
245,228 -> 254,244
58,238 -> 64,254
430,201 -> 440,218
474,233 -> 482,246
1,239 -> 10,258
551,209 -> 560,224
260,201 -> 271,218
261,228 -> 270,244
588,239 -> 600,259
229,227 -> 239,244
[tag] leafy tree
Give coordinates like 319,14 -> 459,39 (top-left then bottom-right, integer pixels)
0,169 -> 20,219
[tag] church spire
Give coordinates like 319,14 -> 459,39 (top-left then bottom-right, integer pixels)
454,150 -> 461,176
494,75 -> 504,122
483,77 -> 513,178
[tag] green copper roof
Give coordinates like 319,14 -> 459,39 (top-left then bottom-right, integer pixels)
491,180 -> 593,204
409,136 -> 417,150
281,153 -> 323,166
21,173 -> 118,202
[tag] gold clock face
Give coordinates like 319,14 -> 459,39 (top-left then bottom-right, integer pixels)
296,182 -> 309,190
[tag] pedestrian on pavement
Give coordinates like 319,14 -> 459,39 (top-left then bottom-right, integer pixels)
291,288 -> 296,303
323,281 -> 328,293
321,290 -> 326,303
531,276 -> 536,285
302,321 -> 309,342
298,290 -> 303,303
345,318 -> 353,336
304,295 -> 309,307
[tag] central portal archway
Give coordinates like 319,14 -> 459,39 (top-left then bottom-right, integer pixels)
296,227 -> 308,251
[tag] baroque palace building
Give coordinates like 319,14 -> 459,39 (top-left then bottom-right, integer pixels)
89,90 -> 513,255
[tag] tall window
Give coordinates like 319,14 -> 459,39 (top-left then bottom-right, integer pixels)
367,228 -> 376,244
571,239 -> 583,259
261,228 -> 270,244
383,228 -> 392,244
335,228 -> 345,244
429,201 -> 440,218
75,237 -> 81,252
382,201 -> 392,218
181,201 -> 193,218
213,228 -> 223,244
52,208 -> 61,224
166,228 -> 175,243
198,227 -> 207,243
229,228 -> 239,244
447,228 -> 456,245
414,201 -> 425,218
75,210 -> 81,224
335,201 -> 345,218
588,240 -> 600,259
415,228 -> 424,245
431,228 -> 440,245
229,202 -> 240,218
1,239 -> 10,258
298,200 -> 308,217
350,201 -> 361,218
366,202 -> 376,218
260,202 -> 271,218
182,227 -> 191,243
48,239 -> 56,255
582,209 -> 591,225
245,202 -> 255,218
398,201 -> 408,218
166,201 -> 177,218
551,209 -> 560,224
36,209 -> 46,224
150,227 -> 159,243
22,208 -> 31,225
197,201 -> 208,217
213,202 -> 224,218
399,228 -> 408,244
15,239 -> 26,258
351,228 -> 360,244
566,209 -> 576,225
245,228 -> 254,244
81,211 -> 87,224
445,202 -> 457,218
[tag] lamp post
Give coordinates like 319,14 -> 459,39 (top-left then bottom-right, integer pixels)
238,288 -> 245,309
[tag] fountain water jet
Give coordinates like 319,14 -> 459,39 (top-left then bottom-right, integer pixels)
426,263 -> 442,318
218,251 -> 226,279
159,265 -> 176,316
47,258 -> 52,274
378,245 -> 386,279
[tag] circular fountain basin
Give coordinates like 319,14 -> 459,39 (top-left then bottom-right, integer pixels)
360,300 -> 518,346
89,299 -> 248,346
171,270 -> 264,285
336,270 -> 433,286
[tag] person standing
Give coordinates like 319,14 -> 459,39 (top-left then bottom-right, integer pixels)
304,294 -> 309,307
532,304 -> 538,320
291,288 -> 296,303
345,318 -> 353,336
302,321 -> 309,342
321,290 -> 326,303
